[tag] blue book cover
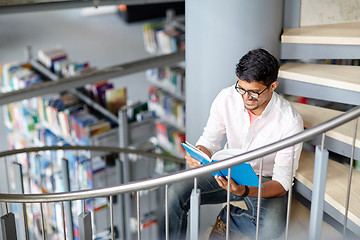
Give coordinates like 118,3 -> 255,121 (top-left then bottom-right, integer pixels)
181,141 -> 263,187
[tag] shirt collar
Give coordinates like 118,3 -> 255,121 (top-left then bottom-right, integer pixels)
242,91 -> 277,118
260,92 -> 276,117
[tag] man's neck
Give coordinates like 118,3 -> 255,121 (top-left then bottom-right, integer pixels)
251,92 -> 273,116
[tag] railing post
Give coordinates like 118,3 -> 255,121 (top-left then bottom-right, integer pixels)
11,162 -> 26,240
165,184 -> 169,240
343,118 -> 358,239
285,146 -> 295,240
39,203 -> 46,240
118,108 -> 132,240
136,191 -> 141,240
109,196 -> 115,240
256,158 -> 263,240
0,157 -> 10,197
61,202 -> 66,240
309,144 -> 329,240
78,210 -> 92,240
190,177 -> 200,240
61,158 -> 74,240
1,211 -> 18,240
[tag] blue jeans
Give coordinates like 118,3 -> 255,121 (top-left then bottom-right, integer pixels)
159,174 -> 288,240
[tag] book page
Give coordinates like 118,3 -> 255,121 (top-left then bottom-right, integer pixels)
211,148 -> 246,161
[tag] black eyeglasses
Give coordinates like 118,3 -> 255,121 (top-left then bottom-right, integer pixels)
235,81 -> 270,99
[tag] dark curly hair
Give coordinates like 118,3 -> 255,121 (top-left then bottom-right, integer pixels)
235,48 -> 279,86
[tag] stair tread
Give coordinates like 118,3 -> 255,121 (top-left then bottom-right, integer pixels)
281,22 -> 360,45
288,197 -> 340,240
201,197 -> 340,240
279,62 -> 360,92
296,149 -> 360,226
291,102 -> 360,148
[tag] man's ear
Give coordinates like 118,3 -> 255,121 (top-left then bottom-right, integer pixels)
270,81 -> 279,91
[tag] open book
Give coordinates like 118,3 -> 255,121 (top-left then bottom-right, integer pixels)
181,141 -> 263,187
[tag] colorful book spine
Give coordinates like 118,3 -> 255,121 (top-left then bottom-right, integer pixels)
148,87 -> 185,129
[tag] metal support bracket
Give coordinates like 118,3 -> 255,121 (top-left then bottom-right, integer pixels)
1,212 -> 18,240
309,145 -> 329,240
78,210 -> 92,240
190,188 -> 200,240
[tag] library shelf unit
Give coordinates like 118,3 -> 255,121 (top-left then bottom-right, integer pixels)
0,45 -> 185,240
143,14 -> 186,159
147,66 -> 186,158
118,103 -> 185,240
1,52 -> 123,239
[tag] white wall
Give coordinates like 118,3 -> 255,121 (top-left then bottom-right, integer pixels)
186,0 -> 284,144
300,0 -> 360,26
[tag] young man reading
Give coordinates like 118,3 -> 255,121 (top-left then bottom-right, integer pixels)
160,48 -> 303,240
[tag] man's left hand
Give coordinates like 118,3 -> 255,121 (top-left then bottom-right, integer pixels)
215,175 -> 246,196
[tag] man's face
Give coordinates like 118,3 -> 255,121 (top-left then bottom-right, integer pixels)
236,79 -> 278,115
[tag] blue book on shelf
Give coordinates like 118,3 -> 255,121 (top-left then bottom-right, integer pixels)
181,141 -> 263,187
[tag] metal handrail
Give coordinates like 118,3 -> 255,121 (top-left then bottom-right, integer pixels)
0,50 -> 185,106
1,104 -> 359,203
0,145 -> 183,162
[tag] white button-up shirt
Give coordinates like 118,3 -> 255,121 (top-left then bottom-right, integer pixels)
196,84 -> 304,191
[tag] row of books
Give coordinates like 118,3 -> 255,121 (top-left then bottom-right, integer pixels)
21,143 -> 113,238
282,58 -> 360,66
148,86 -> 186,130
21,154 -> 110,239
81,81 -> 128,115
9,125 -> 110,191
37,48 -> 128,115
1,62 -> 43,92
311,58 -> 360,66
1,59 -> 124,145
2,75 -> 125,146
143,19 -> 185,54
38,47 -> 67,73
155,121 -> 186,158
3,92 -> 112,145
38,48 -> 128,116
38,47 -> 96,77
146,65 -> 185,97
4,101 -> 38,137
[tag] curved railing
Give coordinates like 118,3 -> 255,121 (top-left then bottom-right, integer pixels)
0,104 -> 359,240
0,145 -> 185,202
1,105 -> 359,202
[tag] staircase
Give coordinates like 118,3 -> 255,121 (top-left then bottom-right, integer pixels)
278,21 -> 360,238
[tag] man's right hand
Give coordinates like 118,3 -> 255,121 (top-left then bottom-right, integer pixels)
185,145 -> 212,169
185,152 -> 202,168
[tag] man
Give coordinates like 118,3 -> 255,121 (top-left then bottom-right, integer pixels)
160,48 -> 303,239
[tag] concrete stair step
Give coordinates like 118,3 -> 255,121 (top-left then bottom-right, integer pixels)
291,102 -> 360,148
279,62 -> 360,93
281,22 -> 360,45
200,197 -> 340,240
296,149 -> 360,228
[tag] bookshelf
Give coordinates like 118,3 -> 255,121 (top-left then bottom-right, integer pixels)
117,15 -> 187,234
1,47 -> 123,239
143,10 -> 185,55
100,15 -> 187,239
118,103 -> 185,240
143,14 -> 186,159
